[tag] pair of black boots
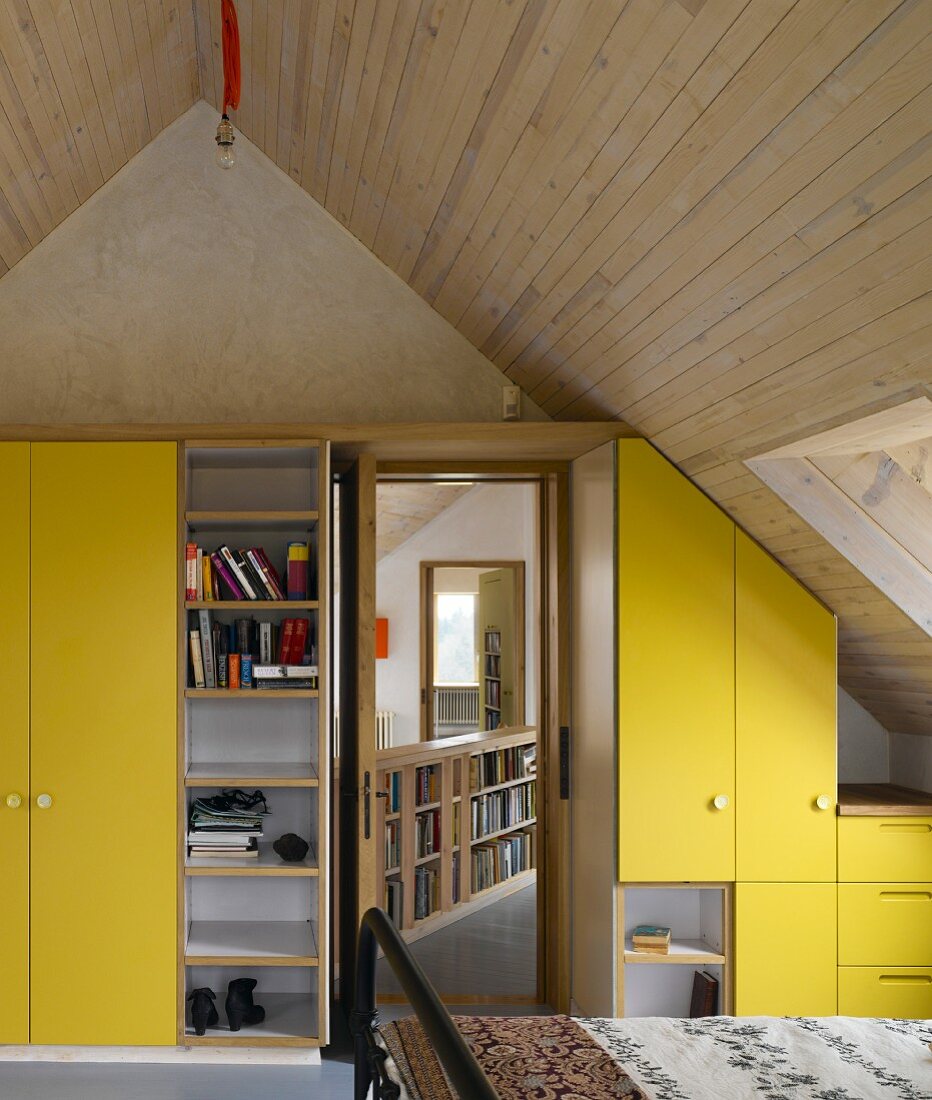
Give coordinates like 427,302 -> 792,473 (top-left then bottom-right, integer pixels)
188,979 -> 265,1035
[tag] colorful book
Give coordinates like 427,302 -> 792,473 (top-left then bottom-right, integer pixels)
185,543 -> 198,601
198,610 -> 215,689
289,617 -> 308,664
254,547 -> 286,600
189,629 -> 205,689
278,618 -> 295,663
202,554 -> 214,601
218,544 -> 258,600
287,542 -> 308,600
245,549 -> 277,599
210,551 -> 244,600
195,547 -> 204,600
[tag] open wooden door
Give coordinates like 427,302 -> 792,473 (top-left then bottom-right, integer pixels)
338,455 -> 378,1014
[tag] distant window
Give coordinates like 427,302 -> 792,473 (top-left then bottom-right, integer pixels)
435,593 -> 478,684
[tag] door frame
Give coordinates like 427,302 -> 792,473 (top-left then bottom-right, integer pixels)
419,559 -> 526,742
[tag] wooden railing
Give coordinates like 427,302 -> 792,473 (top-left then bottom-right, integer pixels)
376,727 -> 538,939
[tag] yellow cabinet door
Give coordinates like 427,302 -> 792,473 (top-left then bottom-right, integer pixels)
736,532 -> 836,881
838,967 -> 932,1018
838,883 -> 932,966
735,883 -> 837,1016
618,441 -> 735,882
0,444 -> 30,1043
29,443 -> 177,1046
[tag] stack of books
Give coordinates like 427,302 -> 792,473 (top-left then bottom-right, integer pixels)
187,608 -> 318,690
187,797 -> 267,858
630,925 -> 672,955
254,663 -> 318,691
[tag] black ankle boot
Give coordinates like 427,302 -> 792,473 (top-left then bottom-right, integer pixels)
187,988 -> 219,1036
226,978 -> 265,1032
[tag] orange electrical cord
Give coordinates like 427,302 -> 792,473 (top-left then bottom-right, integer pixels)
221,0 -> 241,113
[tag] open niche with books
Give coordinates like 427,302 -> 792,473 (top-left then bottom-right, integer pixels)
180,442 -> 329,1047
622,885 -> 731,1018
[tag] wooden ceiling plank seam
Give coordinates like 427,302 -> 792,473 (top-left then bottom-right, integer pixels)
0,97 -> 56,242
402,0 -> 616,297
604,176 -> 932,430
246,0 -> 266,150
66,0 -> 128,169
24,0 -> 112,186
289,0 -> 334,192
162,0 -> 196,122
284,0 -> 323,183
140,0 -> 178,131
84,3 -> 143,159
206,0 -> 225,112
605,126 -> 932,436
666,288 -> 932,471
534,24 -> 932,414
374,0 -> 504,273
323,0 -> 386,208
352,0 -> 457,247
107,0 -> 155,152
261,0 -> 284,160
127,0 -> 169,137
478,0 -> 845,370
619,194 -> 932,439
767,397 -> 932,459
0,0 -> 92,204
0,194 -> 29,267
390,0 -> 614,281
443,0 -> 748,337
329,0 -> 405,224
309,0 -> 353,204
192,0 -> 216,112
0,43 -> 72,223
344,0 -> 422,232
231,0 -> 252,137
272,0 -> 304,171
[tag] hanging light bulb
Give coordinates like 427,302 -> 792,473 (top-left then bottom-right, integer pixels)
215,113 -> 235,169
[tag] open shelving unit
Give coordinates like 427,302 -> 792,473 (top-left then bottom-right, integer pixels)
178,441 -> 329,1048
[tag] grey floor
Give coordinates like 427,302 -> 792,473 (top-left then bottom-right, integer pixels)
0,887 -> 546,1099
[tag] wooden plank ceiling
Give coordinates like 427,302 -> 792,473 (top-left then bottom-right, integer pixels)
0,1 -> 928,732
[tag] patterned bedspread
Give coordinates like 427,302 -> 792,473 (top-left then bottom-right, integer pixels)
379,1014 -> 932,1100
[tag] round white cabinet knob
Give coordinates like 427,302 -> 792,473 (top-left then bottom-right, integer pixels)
5,793 -> 22,809
815,794 -> 832,811
36,794 -> 53,810
712,794 -> 729,811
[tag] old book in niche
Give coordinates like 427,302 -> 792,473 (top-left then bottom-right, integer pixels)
690,970 -> 719,1017
631,925 -> 672,955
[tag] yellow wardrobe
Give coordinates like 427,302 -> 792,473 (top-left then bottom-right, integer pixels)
0,442 -> 177,1047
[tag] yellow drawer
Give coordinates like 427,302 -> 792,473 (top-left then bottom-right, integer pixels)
838,817 -> 932,882
839,966 -> 932,1018
838,884 -> 932,966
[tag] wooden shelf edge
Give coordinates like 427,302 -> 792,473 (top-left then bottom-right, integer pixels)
471,818 -> 537,845
185,600 -> 319,610
624,940 -> 726,966
185,689 -> 319,699
181,1034 -> 321,1048
470,775 -> 537,797
184,955 -> 320,967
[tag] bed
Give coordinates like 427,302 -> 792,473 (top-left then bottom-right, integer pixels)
353,909 -> 932,1100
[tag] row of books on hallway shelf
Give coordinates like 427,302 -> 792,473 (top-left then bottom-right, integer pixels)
415,810 -> 440,859
471,782 -> 536,839
383,771 -> 401,814
384,821 -> 401,870
484,654 -> 501,678
470,743 -> 536,791
471,828 -> 534,892
185,542 -> 310,602
414,865 -> 440,920
187,791 -> 270,857
415,763 -> 439,806
484,710 -> 502,731
188,610 -> 317,690
484,680 -> 502,709
385,880 -> 403,928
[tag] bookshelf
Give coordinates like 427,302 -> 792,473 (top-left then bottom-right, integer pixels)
374,728 -> 537,941
179,441 -> 329,1048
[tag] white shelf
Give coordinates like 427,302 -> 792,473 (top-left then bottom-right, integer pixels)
624,939 -> 726,965
185,921 -> 318,965
184,992 -> 318,1042
185,843 -> 318,876
185,762 -> 318,787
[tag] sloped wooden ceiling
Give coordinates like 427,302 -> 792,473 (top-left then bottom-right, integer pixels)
0,1 -> 927,732
0,2 -> 199,275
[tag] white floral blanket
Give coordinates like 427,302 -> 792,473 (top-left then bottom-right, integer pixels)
580,1015 -> 932,1100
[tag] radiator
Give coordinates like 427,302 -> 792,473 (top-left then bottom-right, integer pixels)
332,710 -> 395,755
433,685 -> 479,727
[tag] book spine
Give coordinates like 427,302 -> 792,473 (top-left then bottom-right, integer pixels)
228,653 -> 241,690
287,542 -> 308,600
217,652 -> 228,689
195,547 -> 204,601
198,610 -> 216,689
211,551 -> 244,600
202,554 -> 214,601
189,630 -> 205,688
245,549 -> 278,599
185,543 -> 198,601
238,550 -> 269,598
254,547 -> 286,600
289,618 -> 309,664
278,618 -> 295,663
219,544 -> 257,600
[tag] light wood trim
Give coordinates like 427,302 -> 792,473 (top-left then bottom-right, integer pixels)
838,783 -> 932,816
315,442 -> 331,1046
183,689 -> 319,699
183,955 -> 319,968
375,727 -> 537,769
176,441 -> 188,1043
182,1035 -> 321,1048
184,601 -> 320,611
185,510 -> 320,524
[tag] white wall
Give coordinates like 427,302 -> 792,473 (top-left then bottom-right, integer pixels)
837,688 -> 890,783
0,101 -> 545,425
376,484 -> 539,745
890,732 -> 932,793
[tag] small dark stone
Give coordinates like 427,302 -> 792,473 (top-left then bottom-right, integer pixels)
273,833 -> 310,863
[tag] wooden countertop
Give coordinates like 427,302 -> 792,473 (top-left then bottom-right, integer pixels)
837,783 -> 932,816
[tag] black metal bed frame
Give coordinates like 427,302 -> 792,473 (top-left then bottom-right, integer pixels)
351,907 -> 499,1100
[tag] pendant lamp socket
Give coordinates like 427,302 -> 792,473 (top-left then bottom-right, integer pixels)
215,113 -> 236,169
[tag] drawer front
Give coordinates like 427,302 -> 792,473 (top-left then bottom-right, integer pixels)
838,967 -> 932,1019
838,817 -> 932,882
838,884 -> 932,966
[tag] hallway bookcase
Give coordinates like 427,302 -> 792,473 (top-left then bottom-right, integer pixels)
179,441 -> 329,1047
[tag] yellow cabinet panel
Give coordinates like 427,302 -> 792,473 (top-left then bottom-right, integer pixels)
618,442 -> 735,882
29,443 -> 177,1046
838,817 -> 932,883
736,532 -> 836,881
0,444 -> 30,1043
736,883 -> 837,1016
838,883 -> 932,966
838,966 -> 932,1018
